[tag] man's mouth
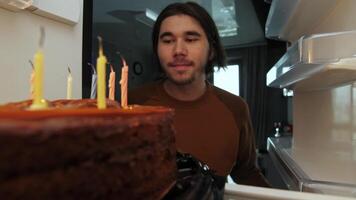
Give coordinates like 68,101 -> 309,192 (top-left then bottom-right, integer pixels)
168,61 -> 193,69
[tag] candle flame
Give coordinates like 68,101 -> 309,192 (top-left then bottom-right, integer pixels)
117,52 -> 127,66
39,26 -> 45,48
88,62 -> 96,74
110,64 -> 114,72
68,66 -> 71,74
29,60 -> 34,70
97,36 -> 103,56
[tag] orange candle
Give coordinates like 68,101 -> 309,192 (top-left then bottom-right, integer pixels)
108,64 -> 116,100
29,60 -> 35,99
120,58 -> 128,108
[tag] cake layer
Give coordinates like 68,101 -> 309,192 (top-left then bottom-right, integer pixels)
0,99 -> 177,199
0,106 -> 175,180
0,142 -> 176,200
0,99 -> 121,111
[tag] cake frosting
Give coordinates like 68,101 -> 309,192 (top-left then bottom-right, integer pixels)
0,99 -> 176,200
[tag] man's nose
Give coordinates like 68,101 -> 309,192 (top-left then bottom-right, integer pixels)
173,39 -> 187,56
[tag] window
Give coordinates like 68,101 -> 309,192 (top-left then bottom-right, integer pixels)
213,65 -> 239,96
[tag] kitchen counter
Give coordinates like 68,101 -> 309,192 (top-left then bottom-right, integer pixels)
267,136 -> 356,198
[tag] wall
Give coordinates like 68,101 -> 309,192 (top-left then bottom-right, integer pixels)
0,1 -> 83,104
91,0 -> 162,97
311,0 -> 356,34
92,21 -> 159,92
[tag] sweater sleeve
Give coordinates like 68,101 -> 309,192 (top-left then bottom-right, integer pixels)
229,101 -> 270,187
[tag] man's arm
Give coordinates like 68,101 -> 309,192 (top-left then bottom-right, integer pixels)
229,102 -> 270,187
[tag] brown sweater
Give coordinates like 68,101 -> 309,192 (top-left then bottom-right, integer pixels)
129,80 -> 269,187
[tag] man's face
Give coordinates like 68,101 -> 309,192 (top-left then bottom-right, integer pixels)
157,14 -> 211,85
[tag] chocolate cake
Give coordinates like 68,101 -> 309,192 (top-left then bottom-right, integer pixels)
0,99 -> 176,200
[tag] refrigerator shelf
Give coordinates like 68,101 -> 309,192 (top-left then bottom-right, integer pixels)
266,30 -> 356,90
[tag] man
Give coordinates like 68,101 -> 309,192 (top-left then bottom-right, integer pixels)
129,2 -> 269,188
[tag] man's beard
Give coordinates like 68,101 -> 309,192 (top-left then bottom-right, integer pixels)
166,71 -> 195,85
162,60 -> 206,86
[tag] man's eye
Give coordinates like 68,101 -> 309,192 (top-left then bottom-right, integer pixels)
162,38 -> 174,43
186,37 -> 198,42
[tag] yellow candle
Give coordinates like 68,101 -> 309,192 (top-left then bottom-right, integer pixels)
108,64 -> 115,100
96,36 -> 107,109
120,59 -> 128,108
30,27 -> 47,110
67,67 -> 73,99
30,49 -> 48,109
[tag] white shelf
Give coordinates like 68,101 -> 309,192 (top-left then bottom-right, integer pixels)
28,0 -> 80,25
267,137 -> 356,198
224,183 -> 356,200
266,30 -> 356,90
0,0 -> 81,25
265,0 -> 338,42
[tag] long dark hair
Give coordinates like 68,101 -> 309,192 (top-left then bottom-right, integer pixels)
152,2 -> 226,76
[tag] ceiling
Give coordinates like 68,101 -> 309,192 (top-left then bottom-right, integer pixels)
92,0 -> 266,48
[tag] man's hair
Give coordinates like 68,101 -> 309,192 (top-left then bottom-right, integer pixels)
152,2 -> 226,75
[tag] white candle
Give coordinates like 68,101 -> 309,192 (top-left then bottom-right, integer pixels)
89,63 -> 97,99
108,64 -> 116,100
66,67 -> 73,99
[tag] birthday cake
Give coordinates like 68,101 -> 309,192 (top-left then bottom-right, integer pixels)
0,99 -> 176,200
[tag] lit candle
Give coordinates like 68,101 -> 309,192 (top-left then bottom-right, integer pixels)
108,63 -> 116,100
30,27 -> 48,109
120,58 -> 128,108
67,67 -> 73,99
88,63 -> 97,99
96,36 -> 107,109
29,60 -> 35,99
